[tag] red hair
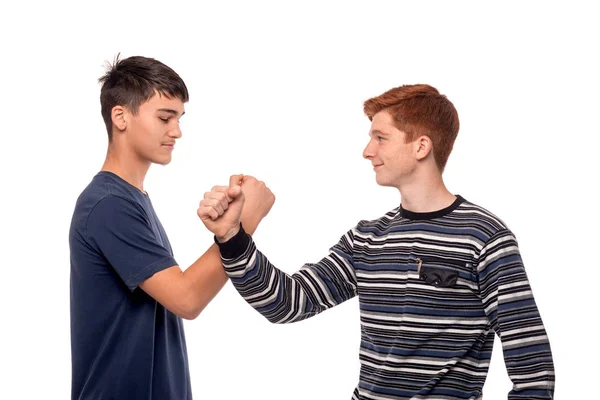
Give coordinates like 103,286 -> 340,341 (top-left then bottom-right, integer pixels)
363,84 -> 459,172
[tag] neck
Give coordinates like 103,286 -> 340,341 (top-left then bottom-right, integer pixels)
101,144 -> 151,193
396,169 -> 455,213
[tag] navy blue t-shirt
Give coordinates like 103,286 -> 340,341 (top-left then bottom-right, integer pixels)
69,171 -> 192,400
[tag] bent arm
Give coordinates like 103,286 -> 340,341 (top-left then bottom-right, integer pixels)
217,225 -> 358,323
139,244 -> 226,320
140,221 -> 263,320
87,195 -> 261,320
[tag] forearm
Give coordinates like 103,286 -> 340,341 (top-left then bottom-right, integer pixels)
180,217 -> 262,317
218,226 -> 356,323
226,245 -> 321,323
179,244 -> 228,318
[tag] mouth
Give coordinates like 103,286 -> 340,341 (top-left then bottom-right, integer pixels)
372,164 -> 383,170
162,143 -> 175,150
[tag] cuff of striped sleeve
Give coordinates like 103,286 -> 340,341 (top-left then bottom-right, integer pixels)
214,223 -> 250,259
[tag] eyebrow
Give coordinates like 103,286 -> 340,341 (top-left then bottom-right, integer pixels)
158,108 -> 185,117
370,129 -> 389,137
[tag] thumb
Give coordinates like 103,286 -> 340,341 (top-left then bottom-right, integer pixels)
229,174 -> 244,188
227,185 -> 243,200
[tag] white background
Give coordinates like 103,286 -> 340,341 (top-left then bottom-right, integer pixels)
1,1 -> 598,399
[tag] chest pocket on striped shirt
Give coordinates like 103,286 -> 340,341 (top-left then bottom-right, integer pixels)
419,265 -> 458,287
414,257 -> 461,288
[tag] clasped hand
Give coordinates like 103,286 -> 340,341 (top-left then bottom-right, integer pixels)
198,174 -> 275,242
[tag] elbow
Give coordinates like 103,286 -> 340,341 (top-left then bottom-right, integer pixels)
175,297 -> 206,320
177,284 -> 217,320
179,309 -> 200,320
264,311 -> 302,325
179,303 -> 205,320
263,308 -> 316,324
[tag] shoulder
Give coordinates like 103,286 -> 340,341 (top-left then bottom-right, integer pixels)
74,173 -> 146,215
353,206 -> 401,235
76,175 -> 150,237
89,195 -> 147,221
455,197 -> 516,244
70,176 -> 145,248
80,195 -> 153,248
456,198 -> 509,229
93,172 -> 146,202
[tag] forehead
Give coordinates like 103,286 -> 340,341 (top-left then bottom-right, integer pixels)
141,92 -> 185,115
370,111 -> 399,134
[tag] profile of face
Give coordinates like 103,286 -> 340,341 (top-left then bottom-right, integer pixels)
114,92 -> 185,166
362,111 -> 421,188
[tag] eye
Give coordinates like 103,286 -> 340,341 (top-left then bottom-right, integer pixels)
377,136 -> 385,142
159,117 -> 170,123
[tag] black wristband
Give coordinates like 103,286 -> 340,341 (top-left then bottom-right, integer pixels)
214,223 -> 250,259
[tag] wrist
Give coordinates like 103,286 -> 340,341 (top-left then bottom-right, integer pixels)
216,224 -> 241,243
239,216 -> 260,235
214,223 -> 250,259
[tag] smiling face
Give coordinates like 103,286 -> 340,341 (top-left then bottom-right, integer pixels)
116,92 -> 185,166
362,110 -> 420,188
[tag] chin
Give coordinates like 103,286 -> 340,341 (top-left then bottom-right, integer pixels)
153,157 -> 172,166
375,176 -> 390,187
375,178 -> 397,188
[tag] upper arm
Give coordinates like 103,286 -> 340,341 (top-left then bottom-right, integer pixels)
477,231 -> 555,396
477,230 -> 528,329
326,227 -> 359,295
86,196 -> 196,318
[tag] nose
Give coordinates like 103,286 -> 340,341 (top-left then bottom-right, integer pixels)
363,138 -> 375,160
169,124 -> 182,139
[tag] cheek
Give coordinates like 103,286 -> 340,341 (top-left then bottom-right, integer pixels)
384,148 -> 407,167
381,146 -> 397,161
141,120 -> 164,140
130,121 -> 157,148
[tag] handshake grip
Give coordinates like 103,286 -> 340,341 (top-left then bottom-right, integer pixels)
198,174 -> 276,241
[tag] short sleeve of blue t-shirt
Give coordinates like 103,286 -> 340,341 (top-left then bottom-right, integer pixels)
86,196 -> 177,291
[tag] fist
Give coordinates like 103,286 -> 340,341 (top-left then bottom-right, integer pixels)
198,174 -> 245,242
240,175 -> 275,231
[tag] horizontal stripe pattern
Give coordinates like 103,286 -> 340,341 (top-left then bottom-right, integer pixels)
222,199 -> 554,399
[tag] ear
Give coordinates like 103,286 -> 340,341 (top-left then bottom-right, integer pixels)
111,105 -> 127,133
415,135 -> 433,161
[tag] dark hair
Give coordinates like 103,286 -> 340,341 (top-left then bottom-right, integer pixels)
99,54 -> 189,140
363,84 -> 459,172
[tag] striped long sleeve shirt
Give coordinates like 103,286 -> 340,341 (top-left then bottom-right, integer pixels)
218,196 -> 554,399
